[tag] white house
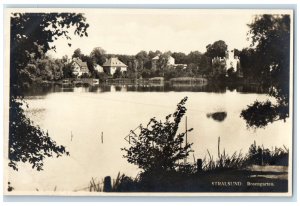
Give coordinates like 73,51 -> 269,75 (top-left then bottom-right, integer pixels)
94,64 -> 104,73
225,50 -> 240,72
72,58 -> 90,77
102,57 -> 127,75
152,55 -> 175,65
152,55 -> 176,70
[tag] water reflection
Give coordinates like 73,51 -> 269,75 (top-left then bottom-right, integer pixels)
23,82 -> 268,96
206,112 -> 227,122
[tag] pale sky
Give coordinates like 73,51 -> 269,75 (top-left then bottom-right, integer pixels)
46,9 -> 290,58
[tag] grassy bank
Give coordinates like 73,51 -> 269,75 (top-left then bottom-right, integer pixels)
87,141 -> 289,193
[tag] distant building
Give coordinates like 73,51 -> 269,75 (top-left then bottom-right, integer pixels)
211,56 -> 227,75
174,64 -> 187,69
211,49 -> 242,77
102,57 -> 127,75
152,55 -> 185,70
225,50 -> 240,72
72,58 -> 90,77
94,64 -> 104,73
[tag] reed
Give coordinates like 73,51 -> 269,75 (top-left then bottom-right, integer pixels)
201,137 -> 247,171
88,177 -> 103,192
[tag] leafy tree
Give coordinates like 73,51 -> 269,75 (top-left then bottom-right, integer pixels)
239,48 -> 257,78
62,61 -> 75,79
187,51 -> 202,64
185,63 -> 198,77
113,68 -> 122,79
226,68 -> 237,80
10,12 -> 89,170
97,71 -> 109,83
233,49 -> 241,57
211,57 -> 226,76
172,52 -> 188,64
241,14 -> 291,128
164,67 -> 178,80
9,100 -> 69,171
81,55 -> 94,75
122,97 -> 193,173
135,50 -> 148,72
205,40 -> 228,58
72,48 -> 83,59
198,55 -> 211,75
156,52 -> 172,76
90,47 -> 106,65
148,50 -> 162,59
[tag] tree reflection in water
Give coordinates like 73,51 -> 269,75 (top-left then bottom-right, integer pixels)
206,112 -> 227,122
240,15 -> 290,129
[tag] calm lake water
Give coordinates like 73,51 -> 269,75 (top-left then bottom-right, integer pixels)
8,84 -> 291,192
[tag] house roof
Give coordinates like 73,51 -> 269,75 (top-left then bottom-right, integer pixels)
103,57 -> 127,67
152,55 -> 160,60
152,55 -> 174,60
73,58 -> 88,68
94,64 -> 103,69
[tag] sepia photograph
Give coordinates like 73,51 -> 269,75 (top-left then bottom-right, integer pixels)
3,8 -> 293,196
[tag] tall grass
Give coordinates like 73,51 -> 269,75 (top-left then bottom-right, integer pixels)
246,141 -> 289,166
87,172 -> 126,192
89,177 -> 103,192
86,138 -> 289,192
202,137 -> 247,171
201,137 -> 288,171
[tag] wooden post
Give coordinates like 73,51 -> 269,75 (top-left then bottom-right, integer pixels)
71,131 -> 73,141
218,136 -> 220,158
193,153 -> 196,164
101,132 -> 103,144
185,116 -> 188,146
261,145 -> 264,166
197,159 -> 203,173
103,176 -> 112,192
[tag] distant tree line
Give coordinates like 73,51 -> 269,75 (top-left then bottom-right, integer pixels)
17,14 -> 290,95
22,39 -> 242,82
69,47 -> 213,80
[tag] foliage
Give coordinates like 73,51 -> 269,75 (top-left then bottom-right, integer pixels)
211,57 -> 226,77
239,48 -> 258,79
205,40 -> 228,58
81,55 -> 94,74
9,12 -> 89,170
114,140 -> 288,192
248,14 -> 290,104
241,100 -> 280,128
9,98 -> 69,171
241,14 -> 290,128
202,137 -> 247,171
11,13 -> 89,94
95,71 -> 109,82
36,56 -> 65,81
246,141 -> 289,166
172,52 -> 188,64
226,68 -> 238,80
72,48 -> 83,59
156,52 -> 171,72
113,68 -> 122,79
203,150 -> 247,171
62,61 -> 75,79
7,182 -> 14,192
122,97 -> 193,173
135,50 -> 149,71
90,47 -> 107,65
